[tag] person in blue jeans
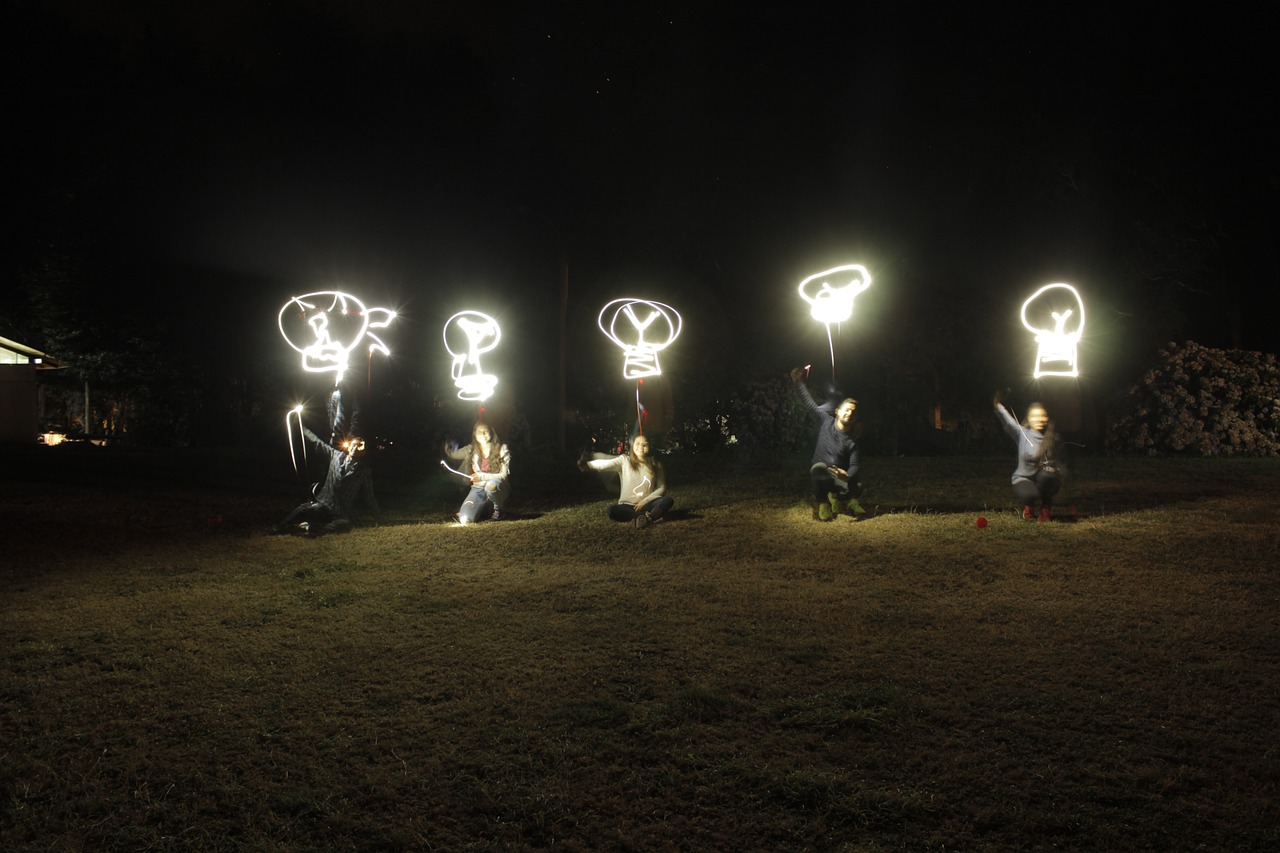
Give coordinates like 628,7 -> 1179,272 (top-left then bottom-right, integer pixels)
579,433 -> 674,528
443,422 -> 512,524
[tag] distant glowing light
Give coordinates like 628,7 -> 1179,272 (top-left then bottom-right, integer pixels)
39,432 -> 68,446
278,291 -> 395,382
798,264 -> 872,326
598,298 -> 683,379
443,310 -> 502,402
1021,283 -> 1085,378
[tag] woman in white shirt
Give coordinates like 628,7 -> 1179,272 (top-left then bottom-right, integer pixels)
581,433 -> 674,528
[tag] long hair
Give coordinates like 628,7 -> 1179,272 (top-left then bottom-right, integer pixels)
625,435 -> 661,476
471,422 -> 501,470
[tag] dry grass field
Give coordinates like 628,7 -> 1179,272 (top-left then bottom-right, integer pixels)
3,446 -> 1278,850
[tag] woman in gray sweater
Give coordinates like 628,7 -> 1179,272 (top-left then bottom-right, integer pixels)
994,393 -> 1060,521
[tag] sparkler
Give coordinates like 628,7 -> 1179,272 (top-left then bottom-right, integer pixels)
1021,283 -> 1085,378
798,264 -> 872,381
443,310 -> 502,403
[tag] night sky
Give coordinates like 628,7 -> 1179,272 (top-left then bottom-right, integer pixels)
7,1 -> 1277,442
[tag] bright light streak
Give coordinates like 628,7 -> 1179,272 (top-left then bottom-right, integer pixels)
443,311 -> 502,402
439,459 -> 470,481
632,474 -> 652,500
285,404 -> 306,474
798,264 -> 871,379
597,298 -> 683,379
278,291 -> 395,382
798,264 -> 872,325
1021,283 -> 1085,378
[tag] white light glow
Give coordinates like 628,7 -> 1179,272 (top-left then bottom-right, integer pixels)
443,311 -> 502,402
598,298 -> 683,379
798,264 -> 872,326
439,459 -> 470,481
632,474 -> 652,500
285,404 -> 306,473
1021,283 -> 1085,378
278,291 -> 395,382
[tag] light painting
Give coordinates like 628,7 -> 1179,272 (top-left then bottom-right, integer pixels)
798,264 -> 872,325
1021,283 -> 1085,378
598,298 -> 683,380
443,310 -> 502,402
278,291 -> 395,382
285,404 -> 306,473
798,264 -> 872,379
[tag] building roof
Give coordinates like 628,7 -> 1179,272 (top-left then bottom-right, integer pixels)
0,335 -> 65,369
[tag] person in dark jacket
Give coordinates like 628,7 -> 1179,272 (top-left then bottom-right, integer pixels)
994,391 -> 1060,521
272,428 -> 380,535
791,367 -> 865,521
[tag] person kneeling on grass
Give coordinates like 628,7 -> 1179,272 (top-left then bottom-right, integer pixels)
791,366 -> 865,521
578,433 -> 674,528
994,390 -> 1061,522
272,429 -> 380,536
443,422 -> 512,524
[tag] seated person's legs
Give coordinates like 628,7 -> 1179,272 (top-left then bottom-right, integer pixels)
607,504 -> 637,523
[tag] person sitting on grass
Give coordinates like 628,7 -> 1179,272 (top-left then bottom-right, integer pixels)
994,390 -> 1060,522
791,366 -> 865,521
442,422 -> 512,524
271,429 -> 380,536
578,432 -> 674,528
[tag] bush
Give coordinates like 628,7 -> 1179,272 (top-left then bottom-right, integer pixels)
723,376 -> 813,453
1108,340 -> 1280,456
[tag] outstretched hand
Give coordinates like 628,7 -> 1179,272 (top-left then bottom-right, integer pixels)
993,388 -> 1008,407
790,366 -> 807,384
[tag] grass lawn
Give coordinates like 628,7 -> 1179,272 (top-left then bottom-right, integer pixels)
2,447 -> 1278,850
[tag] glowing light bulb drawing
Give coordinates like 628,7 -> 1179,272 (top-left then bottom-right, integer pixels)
1021,283 -> 1085,378
278,291 -> 395,382
798,264 -> 872,379
443,310 -> 502,402
597,298 -> 683,380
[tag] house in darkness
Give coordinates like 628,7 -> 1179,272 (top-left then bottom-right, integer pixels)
0,335 -> 66,443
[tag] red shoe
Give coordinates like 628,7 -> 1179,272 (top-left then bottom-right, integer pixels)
1023,505 -> 1034,520
1038,506 -> 1051,522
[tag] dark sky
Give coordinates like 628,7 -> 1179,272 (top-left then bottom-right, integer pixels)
8,1 -> 1278,422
